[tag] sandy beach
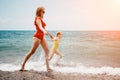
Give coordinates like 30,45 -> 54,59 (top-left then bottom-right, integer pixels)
0,70 -> 120,80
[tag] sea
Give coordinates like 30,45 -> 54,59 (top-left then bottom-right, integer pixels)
0,30 -> 120,75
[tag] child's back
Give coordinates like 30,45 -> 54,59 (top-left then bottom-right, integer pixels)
51,37 -> 60,52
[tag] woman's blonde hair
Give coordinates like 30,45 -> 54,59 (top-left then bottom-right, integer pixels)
36,6 -> 45,17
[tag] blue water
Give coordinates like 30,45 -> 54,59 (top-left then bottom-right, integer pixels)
0,30 -> 120,74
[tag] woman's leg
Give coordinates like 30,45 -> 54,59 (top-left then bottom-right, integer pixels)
20,37 -> 40,70
41,38 -> 52,72
55,50 -> 62,64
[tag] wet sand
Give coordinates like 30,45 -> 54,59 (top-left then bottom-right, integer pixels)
0,70 -> 120,80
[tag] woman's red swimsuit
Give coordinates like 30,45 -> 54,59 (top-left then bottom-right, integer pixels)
33,17 -> 46,40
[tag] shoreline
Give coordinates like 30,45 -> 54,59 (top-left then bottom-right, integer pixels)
0,70 -> 120,80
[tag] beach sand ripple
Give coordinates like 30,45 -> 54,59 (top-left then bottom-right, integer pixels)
0,70 -> 120,80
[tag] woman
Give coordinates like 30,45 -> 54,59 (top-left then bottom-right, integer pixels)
20,6 -> 52,72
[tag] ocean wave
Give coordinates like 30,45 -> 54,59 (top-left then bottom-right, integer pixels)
0,62 -> 120,75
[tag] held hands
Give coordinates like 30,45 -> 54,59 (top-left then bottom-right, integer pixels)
43,30 -> 54,39
46,30 -> 54,39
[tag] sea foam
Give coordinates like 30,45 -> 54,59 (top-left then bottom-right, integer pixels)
0,61 -> 120,75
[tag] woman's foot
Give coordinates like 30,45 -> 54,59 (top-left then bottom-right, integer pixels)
19,64 -> 25,71
19,69 -> 24,71
19,69 -> 27,72
47,68 -> 53,72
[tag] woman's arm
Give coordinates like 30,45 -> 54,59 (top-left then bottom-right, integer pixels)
36,18 -> 54,40
46,31 -> 54,39
36,18 -> 47,34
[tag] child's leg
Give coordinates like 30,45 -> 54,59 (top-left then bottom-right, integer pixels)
55,50 -> 62,64
49,50 -> 55,61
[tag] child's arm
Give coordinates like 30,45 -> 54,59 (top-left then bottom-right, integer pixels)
51,37 -> 58,41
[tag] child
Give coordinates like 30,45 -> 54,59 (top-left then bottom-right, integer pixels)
47,32 -> 63,65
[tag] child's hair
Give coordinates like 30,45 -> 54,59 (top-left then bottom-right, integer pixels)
56,32 -> 62,37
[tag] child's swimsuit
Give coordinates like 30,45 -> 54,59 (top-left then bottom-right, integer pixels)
33,17 -> 46,40
51,38 -> 60,51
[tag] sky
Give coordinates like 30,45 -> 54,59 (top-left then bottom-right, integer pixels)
0,0 -> 120,31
